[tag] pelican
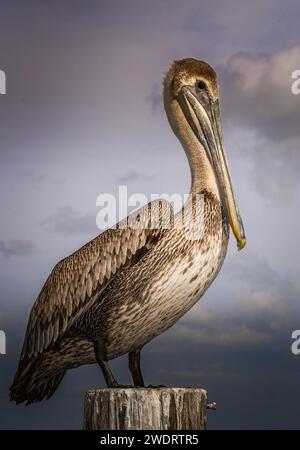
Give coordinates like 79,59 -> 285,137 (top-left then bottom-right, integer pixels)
10,59 -> 245,404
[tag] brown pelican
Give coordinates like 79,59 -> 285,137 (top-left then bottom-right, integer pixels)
10,59 -> 245,404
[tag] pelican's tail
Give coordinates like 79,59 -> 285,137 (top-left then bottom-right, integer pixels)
9,355 -> 66,404
10,337 -> 96,404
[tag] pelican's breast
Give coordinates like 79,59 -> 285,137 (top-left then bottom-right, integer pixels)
102,192 -> 229,358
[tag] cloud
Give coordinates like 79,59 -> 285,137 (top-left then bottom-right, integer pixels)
159,367 -> 258,384
220,45 -> 300,141
39,206 -> 97,235
227,251 -> 279,289
218,45 -> 300,200
116,171 -> 154,184
173,323 -> 271,346
146,82 -> 163,113
251,137 -> 300,200
19,170 -> 45,183
164,252 -> 300,347
238,291 -> 290,332
167,291 -> 285,347
0,240 -> 35,258
143,45 -> 300,201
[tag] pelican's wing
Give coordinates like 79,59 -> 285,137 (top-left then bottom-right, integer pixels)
20,199 -> 173,364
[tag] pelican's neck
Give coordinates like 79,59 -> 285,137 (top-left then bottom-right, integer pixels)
164,93 -> 220,198
182,132 -> 218,196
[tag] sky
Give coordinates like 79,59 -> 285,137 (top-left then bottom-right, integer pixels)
0,0 -> 300,429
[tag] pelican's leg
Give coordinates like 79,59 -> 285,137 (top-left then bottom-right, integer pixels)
94,340 -> 118,387
128,349 -> 144,387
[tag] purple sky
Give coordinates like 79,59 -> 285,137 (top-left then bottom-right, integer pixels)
1,0 -> 300,429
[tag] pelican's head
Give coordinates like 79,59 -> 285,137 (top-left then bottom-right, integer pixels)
164,58 -> 246,251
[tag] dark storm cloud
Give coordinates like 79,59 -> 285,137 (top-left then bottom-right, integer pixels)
0,240 -> 35,258
39,206 -> 97,235
147,331 -> 300,429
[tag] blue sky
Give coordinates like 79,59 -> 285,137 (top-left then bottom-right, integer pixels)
1,0 -> 300,429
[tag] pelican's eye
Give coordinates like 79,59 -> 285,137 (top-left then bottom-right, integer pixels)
196,80 -> 206,90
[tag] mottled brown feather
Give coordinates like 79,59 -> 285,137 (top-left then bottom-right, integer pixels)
19,199 -> 172,365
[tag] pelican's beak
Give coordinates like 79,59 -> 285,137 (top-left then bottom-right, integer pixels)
179,86 -> 246,250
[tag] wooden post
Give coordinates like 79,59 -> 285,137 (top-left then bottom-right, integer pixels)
83,388 -> 207,430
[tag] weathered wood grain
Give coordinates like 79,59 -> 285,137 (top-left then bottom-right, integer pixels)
83,388 -> 207,430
